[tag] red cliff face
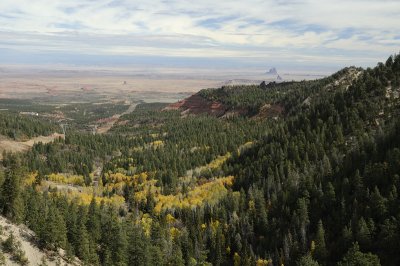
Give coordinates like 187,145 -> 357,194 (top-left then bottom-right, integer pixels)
164,94 -> 228,116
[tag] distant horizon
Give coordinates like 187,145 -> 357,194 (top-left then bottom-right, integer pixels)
0,47 -> 396,73
0,52 -> 392,77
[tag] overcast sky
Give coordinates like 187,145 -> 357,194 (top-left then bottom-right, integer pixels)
0,0 -> 399,71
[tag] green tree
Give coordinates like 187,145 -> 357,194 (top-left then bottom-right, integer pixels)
76,220 -> 91,263
86,197 -> 101,242
314,220 -> 328,262
1,166 -> 25,223
337,242 -> 380,266
40,205 -> 67,249
297,253 -> 319,266
127,225 -> 150,266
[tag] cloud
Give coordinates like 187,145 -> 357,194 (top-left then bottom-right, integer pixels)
0,0 -> 399,70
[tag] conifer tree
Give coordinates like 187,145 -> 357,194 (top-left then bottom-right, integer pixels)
314,220 -> 328,263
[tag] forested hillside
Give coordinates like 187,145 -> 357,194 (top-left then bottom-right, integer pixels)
0,112 -> 58,140
0,54 -> 399,265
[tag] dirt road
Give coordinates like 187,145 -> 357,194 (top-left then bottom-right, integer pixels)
96,102 -> 138,134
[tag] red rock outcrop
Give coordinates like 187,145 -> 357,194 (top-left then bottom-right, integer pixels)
165,94 -> 228,117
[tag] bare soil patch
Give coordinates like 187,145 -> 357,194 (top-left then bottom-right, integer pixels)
0,133 -> 64,159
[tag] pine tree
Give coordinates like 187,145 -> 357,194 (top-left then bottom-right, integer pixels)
101,210 -> 127,266
86,197 -> 101,242
40,204 -> 67,250
338,242 -> 380,266
356,217 -> 372,248
314,220 -> 327,263
1,165 -> 25,223
169,242 -> 185,266
65,201 -> 79,254
76,219 -> 91,263
127,225 -> 150,266
297,253 -> 319,266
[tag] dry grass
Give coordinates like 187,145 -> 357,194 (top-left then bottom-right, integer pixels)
0,133 -> 64,159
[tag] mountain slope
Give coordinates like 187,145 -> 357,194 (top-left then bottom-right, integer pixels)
166,67 -> 365,118
0,54 -> 399,266
0,215 -> 79,265
223,54 -> 400,265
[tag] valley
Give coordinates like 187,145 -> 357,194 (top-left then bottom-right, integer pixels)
0,55 -> 399,265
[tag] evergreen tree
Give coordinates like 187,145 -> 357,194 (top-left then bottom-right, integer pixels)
337,242 -> 380,266
297,253 -> 319,266
314,220 -> 328,263
1,159 -> 25,224
127,225 -> 150,266
87,197 -> 101,242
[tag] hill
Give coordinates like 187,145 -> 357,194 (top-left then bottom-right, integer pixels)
0,215 -> 79,265
166,66 -> 363,118
0,54 -> 399,265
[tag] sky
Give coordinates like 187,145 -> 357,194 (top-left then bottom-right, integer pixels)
0,0 -> 399,71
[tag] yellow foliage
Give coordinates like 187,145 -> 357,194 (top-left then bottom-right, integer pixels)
237,141 -> 254,156
47,173 -> 85,186
102,172 -> 157,204
138,172 -> 148,183
166,214 -> 176,224
170,227 -> 180,239
104,181 -> 126,194
310,240 -> 316,254
24,172 -> 37,186
153,203 -> 162,215
140,214 -> 153,237
150,140 -> 164,148
51,190 -> 125,206
256,258 -> 271,266
134,190 -> 148,204
210,219 -> 220,233
110,172 -> 129,183
153,176 -> 234,214
104,172 -> 151,187
249,200 -> 255,211
206,153 -> 231,170
233,252 -> 241,266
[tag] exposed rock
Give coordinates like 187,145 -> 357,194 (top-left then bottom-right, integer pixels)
326,67 -> 363,91
302,97 -> 312,106
254,103 -> 284,119
386,86 -> 400,99
0,215 -> 79,266
164,94 -> 228,117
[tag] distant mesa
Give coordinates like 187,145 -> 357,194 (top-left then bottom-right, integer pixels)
266,67 -> 278,75
266,67 -> 283,81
